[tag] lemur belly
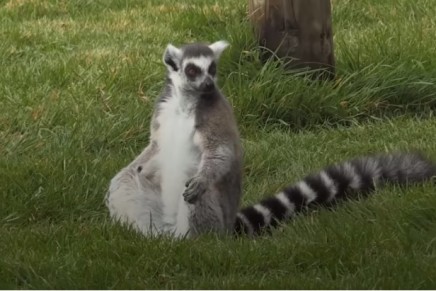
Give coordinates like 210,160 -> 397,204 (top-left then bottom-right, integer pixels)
157,97 -> 200,232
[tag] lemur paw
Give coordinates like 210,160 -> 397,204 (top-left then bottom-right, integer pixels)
183,177 -> 207,204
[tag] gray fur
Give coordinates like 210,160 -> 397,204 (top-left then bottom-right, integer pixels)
161,40 -> 242,235
155,77 -> 173,106
181,43 -> 215,59
185,90 -> 243,234
376,152 -> 436,183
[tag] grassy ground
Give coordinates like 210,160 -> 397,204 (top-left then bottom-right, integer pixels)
1,0 -> 436,289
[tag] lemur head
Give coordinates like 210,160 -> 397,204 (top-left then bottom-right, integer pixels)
163,40 -> 229,94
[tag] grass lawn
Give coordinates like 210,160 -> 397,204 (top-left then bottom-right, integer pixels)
1,0 -> 436,289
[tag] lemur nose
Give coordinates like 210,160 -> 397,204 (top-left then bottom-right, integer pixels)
202,78 -> 215,92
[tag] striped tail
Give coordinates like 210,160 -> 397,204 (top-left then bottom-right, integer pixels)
234,152 -> 436,236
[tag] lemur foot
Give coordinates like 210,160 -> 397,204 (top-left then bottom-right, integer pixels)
183,176 -> 207,204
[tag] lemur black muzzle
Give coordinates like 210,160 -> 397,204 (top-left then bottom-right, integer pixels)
200,77 -> 215,92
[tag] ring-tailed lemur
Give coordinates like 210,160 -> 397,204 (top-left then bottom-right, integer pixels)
105,40 -> 436,238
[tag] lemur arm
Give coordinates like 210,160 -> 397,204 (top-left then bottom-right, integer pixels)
183,131 -> 234,203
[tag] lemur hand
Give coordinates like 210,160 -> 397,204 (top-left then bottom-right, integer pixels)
183,176 -> 207,204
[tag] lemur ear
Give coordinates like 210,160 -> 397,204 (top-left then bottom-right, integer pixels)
209,40 -> 230,60
163,44 -> 182,71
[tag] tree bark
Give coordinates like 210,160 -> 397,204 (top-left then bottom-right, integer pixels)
249,0 -> 335,79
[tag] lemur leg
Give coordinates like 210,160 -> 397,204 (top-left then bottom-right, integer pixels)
106,143 -> 164,236
188,188 -> 225,236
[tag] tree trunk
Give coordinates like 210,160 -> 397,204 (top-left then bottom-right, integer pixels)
249,0 -> 335,79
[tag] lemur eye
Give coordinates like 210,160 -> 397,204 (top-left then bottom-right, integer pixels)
185,64 -> 201,78
188,68 -> 197,76
208,62 -> 216,76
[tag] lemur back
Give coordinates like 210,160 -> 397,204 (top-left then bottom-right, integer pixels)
106,40 -> 436,239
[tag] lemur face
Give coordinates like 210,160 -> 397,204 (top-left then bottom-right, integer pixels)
182,56 -> 216,93
163,40 -> 229,94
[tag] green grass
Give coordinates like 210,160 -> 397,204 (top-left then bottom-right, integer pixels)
1,0 -> 436,288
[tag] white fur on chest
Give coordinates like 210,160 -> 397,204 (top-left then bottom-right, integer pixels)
156,95 -> 200,230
